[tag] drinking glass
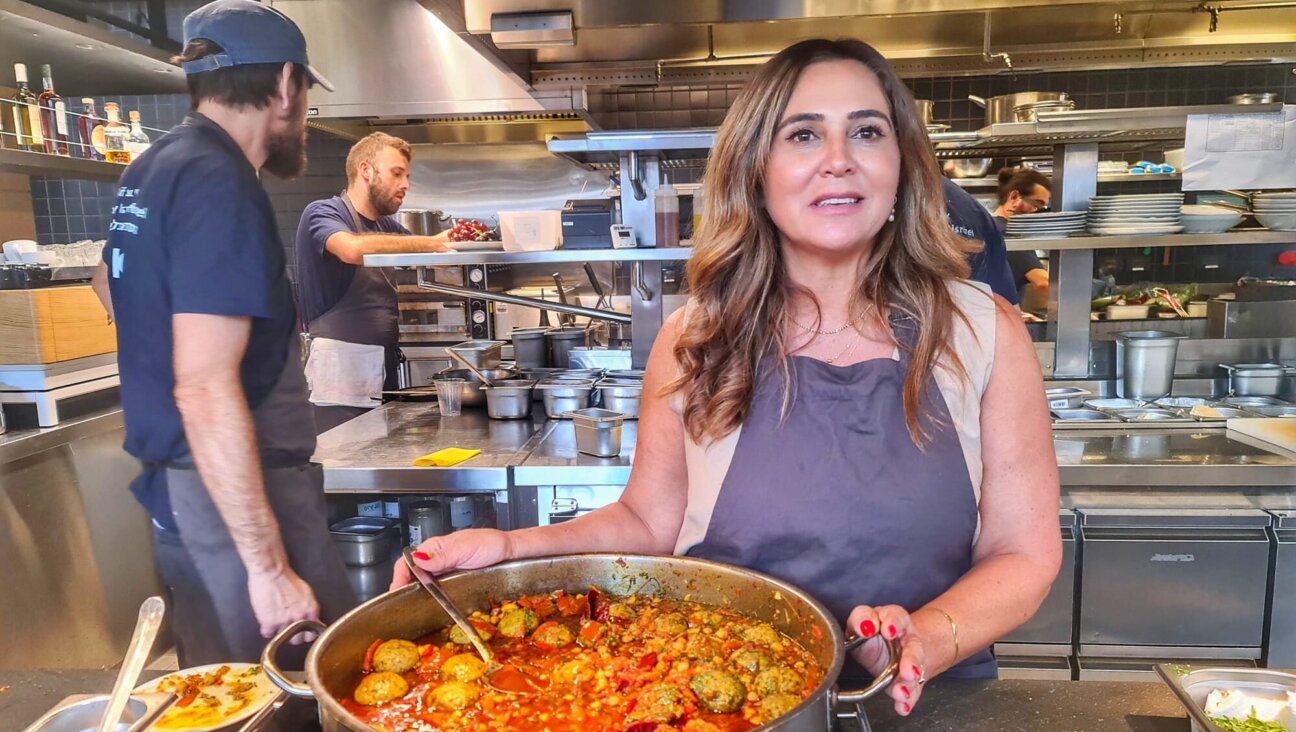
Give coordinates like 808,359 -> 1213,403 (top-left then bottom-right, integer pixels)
433,378 -> 466,417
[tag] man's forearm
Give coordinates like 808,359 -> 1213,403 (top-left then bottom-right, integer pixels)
92,261 -> 114,322
346,233 -> 449,256
176,378 -> 288,576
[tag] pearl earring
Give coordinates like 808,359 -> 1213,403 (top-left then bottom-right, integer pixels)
888,208 -> 896,223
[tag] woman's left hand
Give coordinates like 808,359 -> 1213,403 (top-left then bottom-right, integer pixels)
845,605 -> 929,717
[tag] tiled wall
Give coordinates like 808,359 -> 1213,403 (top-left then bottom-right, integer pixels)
586,61 -> 1296,284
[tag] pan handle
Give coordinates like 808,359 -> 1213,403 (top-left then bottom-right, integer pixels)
832,634 -> 900,704
261,620 -> 326,699
968,95 -> 987,107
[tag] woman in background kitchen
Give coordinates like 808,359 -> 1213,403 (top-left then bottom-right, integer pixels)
396,38 -> 1061,718
994,167 -> 1053,304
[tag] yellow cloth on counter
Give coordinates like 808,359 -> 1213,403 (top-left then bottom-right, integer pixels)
412,448 -> 481,467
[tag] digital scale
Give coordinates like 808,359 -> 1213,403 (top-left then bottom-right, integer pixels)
610,224 -> 637,249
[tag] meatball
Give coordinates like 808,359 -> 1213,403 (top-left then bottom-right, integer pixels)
426,680 -> 481,711
497,608 -> 540,639
652,612 -> 689,637
684,634 -> 723,662
371,639 -> 420,674
440,653 -> 487,682
627,683 -> 686,724
552,658 -> 595,686
754,665 -> 803,697
690,669 -> 747,714
449,620 -> 494,646
607,602 -> 636,624
728,648 -> 772,673
758,693 -> 802,722
533,621 -> 575,650
353,671 -> 409,706
741,622 -> 781,647
682,721 -> 723,732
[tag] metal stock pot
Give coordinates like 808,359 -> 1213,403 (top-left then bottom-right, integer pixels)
263,554 -> 896,732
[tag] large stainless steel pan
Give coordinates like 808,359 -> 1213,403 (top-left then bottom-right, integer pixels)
263,554 -> 897,732
969,91 -> 1069,126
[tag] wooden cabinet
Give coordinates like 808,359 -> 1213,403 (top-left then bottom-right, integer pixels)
0,285 -> 116,364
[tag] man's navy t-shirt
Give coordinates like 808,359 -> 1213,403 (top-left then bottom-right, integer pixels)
943,178 -> 1019,305
294,196 -> 408,326
104,113 -> 299,524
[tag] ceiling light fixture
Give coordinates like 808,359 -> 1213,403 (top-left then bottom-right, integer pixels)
490,10 -> 575,49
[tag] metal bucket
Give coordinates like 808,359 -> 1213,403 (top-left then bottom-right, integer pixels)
510,328 -> 551,369
1116,330 -> 1186,401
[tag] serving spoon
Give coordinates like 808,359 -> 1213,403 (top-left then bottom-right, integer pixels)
401,548 -> 540,694
97,596 -> 166,732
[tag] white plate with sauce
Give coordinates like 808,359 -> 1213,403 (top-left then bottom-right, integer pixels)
134,663 -> 279,732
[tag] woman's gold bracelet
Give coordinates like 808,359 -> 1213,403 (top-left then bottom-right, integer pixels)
925,606 -> 959,661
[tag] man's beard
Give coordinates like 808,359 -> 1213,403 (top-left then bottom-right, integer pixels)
263,121 -> 307,180
367,179 -> 403,217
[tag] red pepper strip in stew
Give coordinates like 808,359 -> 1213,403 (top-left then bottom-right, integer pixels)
361,638 -> 382,674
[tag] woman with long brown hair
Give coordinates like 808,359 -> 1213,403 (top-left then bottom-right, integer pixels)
398,39 -> 1060,717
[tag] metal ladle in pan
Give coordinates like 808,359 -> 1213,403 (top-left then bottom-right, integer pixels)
446,347 -> 496,387
401,549 -> 541,695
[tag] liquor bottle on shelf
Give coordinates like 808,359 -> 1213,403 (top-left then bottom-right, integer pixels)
76,98 -> 105,161
127,110 -> 151,158
9,63 -> 42,152
102,102 -> 130,164
37,64 -> 69,156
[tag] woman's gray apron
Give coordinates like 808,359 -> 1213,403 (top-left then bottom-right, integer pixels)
685,317 -> 996,679
306,194 -> 401,433
161,335 -> 357,666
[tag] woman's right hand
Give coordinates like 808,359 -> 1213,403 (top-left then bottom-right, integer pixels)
389,528 -> 514,590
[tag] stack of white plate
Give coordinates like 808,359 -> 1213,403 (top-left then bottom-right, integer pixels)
1003,211 -> 1087,239
1180,204 -> 1243,234
1252,192 -> 1296,231
1086,193 -> 1185,235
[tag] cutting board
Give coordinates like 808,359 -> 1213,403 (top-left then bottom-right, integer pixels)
1228,418 -> 1296,453
0,285 -> 117,364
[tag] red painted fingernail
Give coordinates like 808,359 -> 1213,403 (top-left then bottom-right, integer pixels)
900,685 -> 911,699
903,702 -> 912,714
412,551 -> 431,561
912,665 -> 922,678
887,624 -> 897,638
860,620 -> 876,638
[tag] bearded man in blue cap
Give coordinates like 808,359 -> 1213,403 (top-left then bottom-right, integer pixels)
97,0 -> 356,667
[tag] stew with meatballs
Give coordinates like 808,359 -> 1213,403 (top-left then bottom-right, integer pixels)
342,588 -> 825,731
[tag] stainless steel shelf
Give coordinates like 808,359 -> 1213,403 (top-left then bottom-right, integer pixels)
0,148 -> 127,181
1003,229 -> 1295,252
950,172 -> 1181,189
0,0 -> 184,97
548,128 -> 717,166
366,247 -> 694,268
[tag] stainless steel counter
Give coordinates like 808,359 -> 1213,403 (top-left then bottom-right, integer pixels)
314,402 -> 545,493
315,402 -> 1296,492
0,408 -> 123,465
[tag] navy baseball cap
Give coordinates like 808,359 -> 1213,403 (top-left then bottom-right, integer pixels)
181,0 -> 333,91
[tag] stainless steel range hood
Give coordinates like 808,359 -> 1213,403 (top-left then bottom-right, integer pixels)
268,0 -> 585,121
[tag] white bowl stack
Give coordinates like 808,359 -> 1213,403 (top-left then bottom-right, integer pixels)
1179,204 -> 1243,234
1086,193 -> 1185,235
1003,211 -> 1088,239
1251,192 -> 1296,231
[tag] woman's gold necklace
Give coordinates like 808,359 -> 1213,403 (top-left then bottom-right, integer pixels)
805,304 -> 875,365
790,308 -> 867,336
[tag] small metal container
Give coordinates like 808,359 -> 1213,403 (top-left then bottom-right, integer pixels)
1243,405 -> 1296,418
329,516 -> 399,567
546,327 -> 588,369
1046,387 -> 1092,410
606,369 -> 645,380
1220,395 -> 1290,407
22,694 -> 169,732
596,380 -> 643,418
435,367 -> 517,407
538,378 -> 594,418
1051,409 -> 1120,421
483,378 -> 535,420
510,328 -> 551,369
569,407 -> 625,457
557,368 -> 605,380
448,340 -> 504,369
1116,330 -> 1186,400
1220,363 -> 1294,397
1189,406 -> 1256,421
1083,398 -> 1144,411
1158,665 -> 1296,732
1154,396 -> 1212,409
1112,408 -> 1187,422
